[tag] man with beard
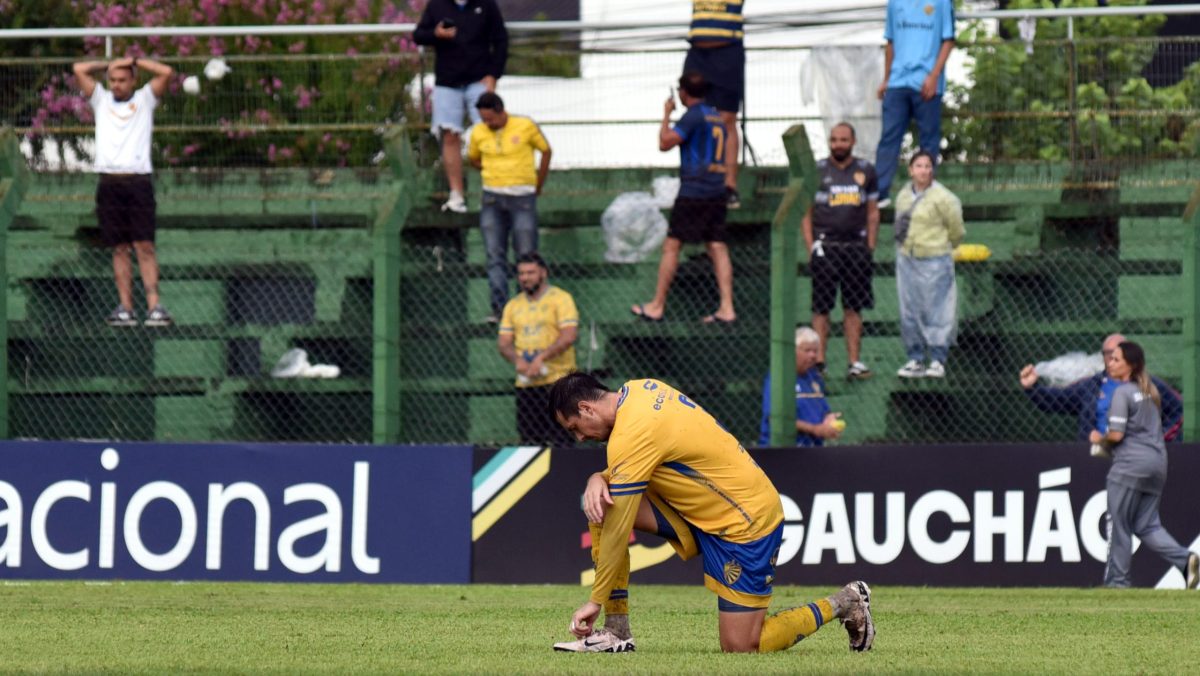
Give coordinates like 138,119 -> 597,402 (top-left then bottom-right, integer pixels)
802,122 -> 880,380
497,252 -> 578,446
73,55 -> 175,327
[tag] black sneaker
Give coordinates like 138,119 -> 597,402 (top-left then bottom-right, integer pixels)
726,187 -> 741,209
144,305 -> 174,327
106,305 -> 137,327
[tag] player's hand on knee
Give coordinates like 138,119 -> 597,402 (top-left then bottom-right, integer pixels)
582,472 -> 613,523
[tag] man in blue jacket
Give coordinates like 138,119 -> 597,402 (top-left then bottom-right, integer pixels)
1019,334 -> 1183,441
758,327 -> 843,447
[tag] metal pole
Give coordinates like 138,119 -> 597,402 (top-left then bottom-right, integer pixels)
105,35 -> 112,58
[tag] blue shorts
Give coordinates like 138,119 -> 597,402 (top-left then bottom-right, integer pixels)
430,81 -> 487,137
651,500 -> 782,610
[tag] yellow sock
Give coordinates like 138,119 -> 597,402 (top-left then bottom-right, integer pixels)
588,522 -> 630,617
757,599 -> 834,652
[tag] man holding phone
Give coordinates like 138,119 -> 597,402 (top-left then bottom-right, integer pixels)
414,0 -> 509,214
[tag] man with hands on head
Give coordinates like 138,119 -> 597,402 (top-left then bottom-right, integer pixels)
73,54 -> 175,327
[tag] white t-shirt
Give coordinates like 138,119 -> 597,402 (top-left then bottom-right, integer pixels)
90,83 -> 158,174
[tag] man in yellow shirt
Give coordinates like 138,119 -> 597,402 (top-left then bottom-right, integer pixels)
468,92 -> 552,323
547,372 -> 875,654
498,252 -> 577,445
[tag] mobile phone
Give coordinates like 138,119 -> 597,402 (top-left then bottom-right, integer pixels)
441,19 -> 456,28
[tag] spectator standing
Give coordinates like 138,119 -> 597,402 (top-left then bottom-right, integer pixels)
497,252 -> 578,446
894,151 -> 963,379
1088,341 -> 1199,589
758,327 -> 842,447
874,0 -> 955,207
414,0 -> 508,214
468,93 -> 552,323
72,55 -> 174,327
802,122 -> 879,379
1019,333 -> 1183,442
684,0 -> 744,208
631,72 -> 736,324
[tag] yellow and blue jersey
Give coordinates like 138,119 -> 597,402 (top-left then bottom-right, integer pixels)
467,115 -> 550,190
499,285 -> 578,387
590,378 -> 783,605
688,0 -> 745,44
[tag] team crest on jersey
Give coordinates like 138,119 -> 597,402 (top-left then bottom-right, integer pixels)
723,560 -> 742,585
924,4 -> 934,15
853,171 -> 866,186
765,574 -> 774,586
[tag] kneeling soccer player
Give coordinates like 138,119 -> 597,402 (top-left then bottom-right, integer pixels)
547,372 -> 874,653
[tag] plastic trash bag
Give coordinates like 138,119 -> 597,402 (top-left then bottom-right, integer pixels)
650,175 -> 680,207
1035,351 -> 1103,387
271,348 -> 341,379
602,192 -> 668,263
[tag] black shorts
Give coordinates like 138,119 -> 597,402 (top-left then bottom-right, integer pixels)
668,196 -> 727,243
96,174 -> 156,246
810,241 -> 874,314
683,43 -> 745,114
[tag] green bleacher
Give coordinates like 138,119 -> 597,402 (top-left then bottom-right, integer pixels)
1,129 -> 1195,444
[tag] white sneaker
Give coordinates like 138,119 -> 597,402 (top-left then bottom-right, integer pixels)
553,628 -> 636,653
897,360 -> 925,378
925,360 -> 946,378
847,361 -> 872,380
1187,552 -> 1199,590
441,191 -> 467,213
877,198 -> 892,209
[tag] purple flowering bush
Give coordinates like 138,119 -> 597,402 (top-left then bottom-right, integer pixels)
5,0 -> 429,168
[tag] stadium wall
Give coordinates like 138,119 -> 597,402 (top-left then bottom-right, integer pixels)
473,444 -> 1200,589
0,440 -> 472,582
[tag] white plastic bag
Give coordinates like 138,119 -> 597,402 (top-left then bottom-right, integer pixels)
271,348 -> 342,379
601,192 -> 668,264
1034,351 -> 1103,387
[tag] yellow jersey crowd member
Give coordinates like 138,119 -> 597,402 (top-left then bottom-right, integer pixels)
497,252 -> 578,446
467,92 -> 553,321
546,372 -> 876,654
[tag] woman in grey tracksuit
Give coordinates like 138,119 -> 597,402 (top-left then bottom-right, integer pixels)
1089,341 -> 1198,589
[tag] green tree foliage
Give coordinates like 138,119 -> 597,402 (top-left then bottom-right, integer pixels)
944,0 -> 1200,161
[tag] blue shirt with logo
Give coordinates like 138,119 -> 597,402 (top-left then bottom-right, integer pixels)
758,369 -> 831,447
884,0 -> 956,94
673,103 -> 727,199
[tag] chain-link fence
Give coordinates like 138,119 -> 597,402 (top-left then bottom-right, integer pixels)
4,166 -> 385,443
2,23 -> 1199,445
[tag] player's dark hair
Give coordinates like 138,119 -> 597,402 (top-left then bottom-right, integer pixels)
1118,341 -> 1161,409
831,121 -> 856,139
516,251 -> 548,271
908,150 -> 936,166
678,70 -> 710,99
475,91 -> 505,111
548,372 -> 611,420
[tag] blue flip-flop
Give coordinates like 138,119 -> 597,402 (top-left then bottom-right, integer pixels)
631,304 -> 663,322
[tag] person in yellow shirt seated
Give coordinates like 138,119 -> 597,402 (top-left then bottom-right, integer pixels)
546,372 -> 875,654
468,92 -> 553,323
497,252 -> 578,446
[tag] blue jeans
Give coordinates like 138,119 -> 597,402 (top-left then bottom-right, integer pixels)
480,192 -> 539,314
896,251 -> 956,364
876,87 -> 943,199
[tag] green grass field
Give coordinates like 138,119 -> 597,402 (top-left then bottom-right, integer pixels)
1,581 -> 1197,673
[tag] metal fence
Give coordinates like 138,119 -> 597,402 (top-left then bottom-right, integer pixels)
1,22 -> 1198,445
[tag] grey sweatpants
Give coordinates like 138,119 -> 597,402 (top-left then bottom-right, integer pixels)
1104,480 -> 1190,587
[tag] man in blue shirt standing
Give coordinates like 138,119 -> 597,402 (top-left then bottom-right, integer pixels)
632,71 -> 736,324
759,327 -> 843,447
874,0 -> 955,207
